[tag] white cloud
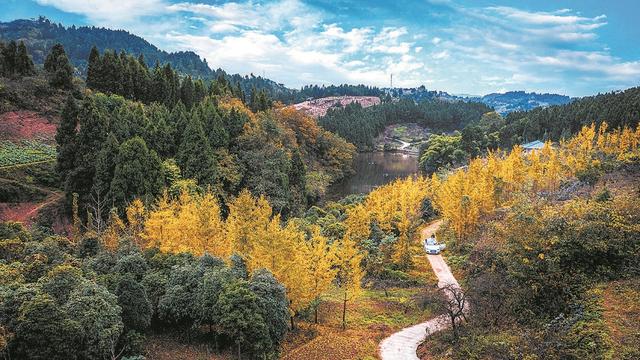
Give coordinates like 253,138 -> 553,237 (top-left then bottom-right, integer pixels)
34,0 -> 639,95
431,50 -> 449,60
487,6 -> 605,26
36,0 -> 169,23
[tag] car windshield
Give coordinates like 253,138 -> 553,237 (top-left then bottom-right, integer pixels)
426,238 -> 437,245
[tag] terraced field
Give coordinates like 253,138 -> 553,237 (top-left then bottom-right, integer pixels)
0,140 -> 56,169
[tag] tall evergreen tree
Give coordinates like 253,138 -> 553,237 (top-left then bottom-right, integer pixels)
92,133 -> 119,200
0,42 -> 5,75
55,95 -> 79,182
288,149 -> 307,215
224,108 -> 248,141
195,101 -> 228,149
66,97 -> 108,205
144,103 -> 175,158
86,46 -> 101,89
110,137 -> 163,210
16,41 -> 35,76
177,116 -> 217,186
44,43 -> 73,88
169,101 -> 189,150
180,75 -> 195,110
1,41 -> 17,76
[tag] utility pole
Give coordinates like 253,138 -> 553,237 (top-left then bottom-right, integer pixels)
390,73 -> 393,88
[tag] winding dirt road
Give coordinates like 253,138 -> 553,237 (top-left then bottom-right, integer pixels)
378,220 -> 461,360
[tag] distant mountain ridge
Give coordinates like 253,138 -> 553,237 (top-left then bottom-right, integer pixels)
0,17 -> 291,99
474,91 -> 572,114
0,17 -> 573,112
384,86 -> 571,114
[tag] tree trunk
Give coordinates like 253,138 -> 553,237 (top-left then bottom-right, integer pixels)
450,315 -> 457,340
237,343 -> 241,360
314,304 -> 319,324
342,295 -> 347,330
290,314 -> 295,330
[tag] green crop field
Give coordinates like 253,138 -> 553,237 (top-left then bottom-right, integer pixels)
0,140 -> 56,168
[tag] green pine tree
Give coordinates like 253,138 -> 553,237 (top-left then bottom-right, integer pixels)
92,133 -> 119,199
1,41 -> 17,76
16,41 -> 35,76
86,46 -> 101,89
110,137 -> 163,210
55,95 -> 79,182
177,116 -> 217,186
44,43 -> 73,88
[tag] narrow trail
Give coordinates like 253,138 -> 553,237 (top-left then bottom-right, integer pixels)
0,178 -> 63,224
378,220 -> 461,360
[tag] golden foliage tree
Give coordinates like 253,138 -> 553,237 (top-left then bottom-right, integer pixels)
305,226 -> 338,324
335,234 -> 364,330
225,189 -> 271,258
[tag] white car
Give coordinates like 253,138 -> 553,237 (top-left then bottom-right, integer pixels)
424,238 -> 446,255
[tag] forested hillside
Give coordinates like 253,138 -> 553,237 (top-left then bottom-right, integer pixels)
387,87 -> 571,114
0,17 -> 293,101
1,10 -> 639,360
417,123 -> 640,359
0,42 -> 354,222
319,98 -> 491,150
503,86 -> 640,143
418,87 -> 640,174
476,90 -> 571,114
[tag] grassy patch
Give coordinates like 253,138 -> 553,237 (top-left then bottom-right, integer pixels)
282,285 -> 434,360
602,279 -> 640,358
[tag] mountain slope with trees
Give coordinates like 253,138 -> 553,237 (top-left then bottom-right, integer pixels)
418,86 -> 640,174
0,17 -> 293,101
319,98 -> 492,151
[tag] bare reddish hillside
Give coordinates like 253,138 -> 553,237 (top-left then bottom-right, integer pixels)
0,111 -> 57,141
291,96 -> 381,118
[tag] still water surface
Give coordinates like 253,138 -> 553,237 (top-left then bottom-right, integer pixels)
326,152 -> 419,201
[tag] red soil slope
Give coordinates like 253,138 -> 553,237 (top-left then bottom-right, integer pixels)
0,111 -> 57,141
291,96 -> 381,118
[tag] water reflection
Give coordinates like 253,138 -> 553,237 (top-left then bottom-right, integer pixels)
325,152 -> 419,201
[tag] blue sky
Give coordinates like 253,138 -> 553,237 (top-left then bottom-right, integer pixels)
2,0 -> 640,96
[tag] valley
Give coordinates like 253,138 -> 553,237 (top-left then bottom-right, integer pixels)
373,123 -> 430,154
1,7 -> 639,360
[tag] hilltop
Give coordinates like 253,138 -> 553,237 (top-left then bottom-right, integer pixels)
0,17 -> 291,99
291,96 -> 381,118
475,90 -> 572,114
386,86 -> 571,114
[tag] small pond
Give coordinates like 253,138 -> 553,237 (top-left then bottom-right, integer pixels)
325,152 -> 419,201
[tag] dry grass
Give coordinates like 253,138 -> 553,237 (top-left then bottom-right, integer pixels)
601,279 -> 640,356
281,285 -> 434,360
145,333 -> 234,360
281,250 -> 438,360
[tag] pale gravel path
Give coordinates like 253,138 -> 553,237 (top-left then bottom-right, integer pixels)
378,220 -> 461,360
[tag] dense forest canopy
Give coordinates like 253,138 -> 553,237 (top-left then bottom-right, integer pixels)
418,86 -> 640,174
0,42 -> 352,220
319,98 -> 492,150
503,86 -> 640,143
2,14 -> 640,360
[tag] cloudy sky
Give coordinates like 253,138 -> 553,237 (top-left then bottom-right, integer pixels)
2,0 -> 640,96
